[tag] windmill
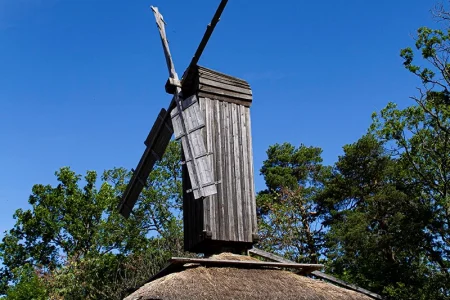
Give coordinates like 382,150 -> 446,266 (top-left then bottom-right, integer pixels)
112,4 -> 381,298
118,0 -> 258,254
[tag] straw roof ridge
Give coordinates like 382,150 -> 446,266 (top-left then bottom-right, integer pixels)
125,253 -> 372,300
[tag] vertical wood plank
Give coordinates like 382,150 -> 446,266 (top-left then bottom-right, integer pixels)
198,98 -> 210,235
208,99 -> 221,241
214,99 -> 225,241
225,101 -> 236,241
197,197 -> 203,247
220,100 -> 230,241
206,98 -> 217,239
182,150 -> 188,250
232,103 -> 244,241
182,149 -> 196,251
229,103 -> 238,241
246,110 -> 258,233
239,105 -> 250,242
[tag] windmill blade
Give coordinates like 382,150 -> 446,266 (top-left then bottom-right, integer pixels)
187,0 -> 228,70
171,94 -> 217,199
171,95 -> 217,198
164,0 -> 230,95
151,6 -> 179,81
118,108 -> 173,218
118,2 -> 228,218
151,7 -> 218,199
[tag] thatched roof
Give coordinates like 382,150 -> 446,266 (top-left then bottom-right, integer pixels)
125,253 -> 373,300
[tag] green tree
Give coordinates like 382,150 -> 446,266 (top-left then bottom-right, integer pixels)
371,3 -> 450,295
4,264 -> 47,300
319,135 -> 440,299
256,143 -> 331,263
0,141 -> 184,299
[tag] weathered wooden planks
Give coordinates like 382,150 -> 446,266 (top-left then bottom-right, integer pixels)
171,95 -> 217,199
182,150 -> 205,251
246,107 -> 258,232
182,65 -> 253,108
180,65 -> 257,253
199,78 -> 252,96
198,67 -> 249,87
183,95 -> 257,252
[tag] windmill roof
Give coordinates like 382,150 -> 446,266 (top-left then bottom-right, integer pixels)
181,65 -> 253,107
124,253 -> 373,300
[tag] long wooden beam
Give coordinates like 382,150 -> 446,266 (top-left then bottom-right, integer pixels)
167,0 -> 230,95
118,108 -> 173,218
169,257 -> 323,270
147,256 -> 323,283
188,0 -> 228,69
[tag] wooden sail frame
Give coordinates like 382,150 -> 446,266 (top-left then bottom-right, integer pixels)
118,2 -> 229,217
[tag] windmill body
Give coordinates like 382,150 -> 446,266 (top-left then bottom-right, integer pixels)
180,66 -> 258,253
118,1 -> 258,254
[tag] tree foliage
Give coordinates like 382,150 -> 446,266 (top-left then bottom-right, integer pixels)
0,141 -> 184,299
4,264 -> 47,300
256,143 -> 330,263
256,4 -> 450,298
370,3 -> 450,297
319,135 -> 441,298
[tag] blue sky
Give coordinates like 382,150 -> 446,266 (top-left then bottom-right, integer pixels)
0,0 -> 435,235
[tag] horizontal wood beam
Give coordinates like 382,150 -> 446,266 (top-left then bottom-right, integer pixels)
169,257 -> 323,270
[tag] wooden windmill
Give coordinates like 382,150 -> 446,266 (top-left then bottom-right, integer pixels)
118,0 -> 258,254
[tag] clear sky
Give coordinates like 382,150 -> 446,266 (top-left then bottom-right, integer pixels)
0,0 -> 435,235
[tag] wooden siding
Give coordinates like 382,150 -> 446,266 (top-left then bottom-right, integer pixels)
182,66 -> 252,107
182,150 -> 205,250
183,96 -> 257,252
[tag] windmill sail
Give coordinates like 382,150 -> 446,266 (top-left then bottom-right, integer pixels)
171,95 -> 217,199
118,2 -> 227,218
152,7 -> 218,199
118,108 -> 173,218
